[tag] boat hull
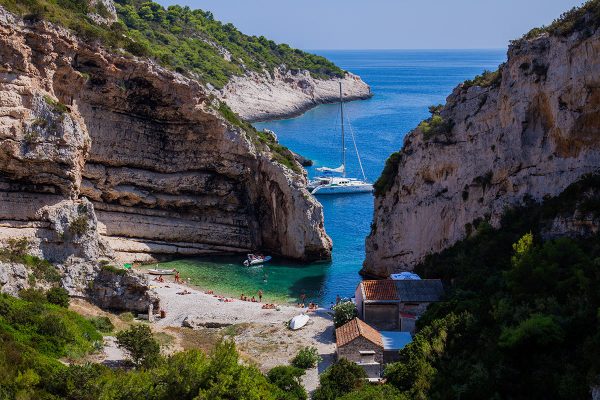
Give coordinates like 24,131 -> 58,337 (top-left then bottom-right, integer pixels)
311,184 -> 373,195
148,269 -> 175,275
289,314 -> 310,330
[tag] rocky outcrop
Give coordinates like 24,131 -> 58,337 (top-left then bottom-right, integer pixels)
364,21 -> 600,277
215,68 -> 372,122
0,7 -> 331,266
0,262 -> 29,296
88,268 -> 159,313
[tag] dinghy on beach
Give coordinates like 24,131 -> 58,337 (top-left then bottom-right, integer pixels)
148,269 -> 175,275
289,314 -> 310,330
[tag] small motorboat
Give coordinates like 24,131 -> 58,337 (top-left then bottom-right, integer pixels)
243,254 -> 272,267
148,269 -> 175,275
289,314 -> 310,330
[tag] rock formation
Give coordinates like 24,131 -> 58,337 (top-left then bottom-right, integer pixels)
364,20 -> 600,277
0,7 -> 331,269
215,68 -> 372,122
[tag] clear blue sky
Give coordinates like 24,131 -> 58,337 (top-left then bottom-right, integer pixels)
156,0 -> 584,50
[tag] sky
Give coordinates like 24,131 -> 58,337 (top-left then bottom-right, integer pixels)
156,0 -> 585,50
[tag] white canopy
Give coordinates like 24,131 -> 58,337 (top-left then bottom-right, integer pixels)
316,164 -> 345,174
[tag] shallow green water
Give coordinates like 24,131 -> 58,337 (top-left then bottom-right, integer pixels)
146,256 -> 331,304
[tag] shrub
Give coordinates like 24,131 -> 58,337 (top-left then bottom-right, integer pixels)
267,366 -> 307,400
69,215 -> 89,236
116,324 -> 161,368
119,311 -> 134,322
88,316 -> 114,333
43,95 -> 69,114
101,264 -> 128,276
463,67 -> 503,89
46,287 -> 70,308
332,301 -> 358,328
291,346 -> 322,369
19,288 -> 47,303
313,358 -> 367,400
373,151 -> 401,196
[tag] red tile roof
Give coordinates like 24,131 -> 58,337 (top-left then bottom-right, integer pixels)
336,318 -> 383,348
361,280 -> 399,301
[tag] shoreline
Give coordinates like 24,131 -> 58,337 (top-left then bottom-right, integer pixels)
246,92 -> 374,123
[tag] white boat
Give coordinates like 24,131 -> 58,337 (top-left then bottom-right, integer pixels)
243,254 -> 272,267
289,314 -> 310,330
308,82 -> 373,196
148,269 -> 175,275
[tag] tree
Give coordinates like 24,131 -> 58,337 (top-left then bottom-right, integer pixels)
313,358 -> 367,400
46,287 -> 70,308
116,325 -> 161,368
267,366 -> 307,400
291,346 -> 322,369
332,301 -> 357,328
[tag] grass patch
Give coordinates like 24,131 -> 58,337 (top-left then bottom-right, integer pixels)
101,264 -> 128,276
88,316 -> 114,333
43,94 -> 69,114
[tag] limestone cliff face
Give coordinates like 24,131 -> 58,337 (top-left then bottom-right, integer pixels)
215,68 -> 372,122
0,8 -> 331,265
364,25 -> 600,277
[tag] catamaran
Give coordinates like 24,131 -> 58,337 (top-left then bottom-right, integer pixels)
308,83 -> 373,195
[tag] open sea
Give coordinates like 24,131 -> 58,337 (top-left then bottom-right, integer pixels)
153,50 -> 506,306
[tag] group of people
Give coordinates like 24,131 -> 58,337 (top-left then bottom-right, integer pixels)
152,269 -> 182,284
239,289 -> 263,303
261,303 -> 277,309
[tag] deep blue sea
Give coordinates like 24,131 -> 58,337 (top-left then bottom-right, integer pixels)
156,50 -> 506,306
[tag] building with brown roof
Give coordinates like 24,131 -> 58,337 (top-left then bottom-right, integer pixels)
355,278 -> 444,331
335,318 -> 383,378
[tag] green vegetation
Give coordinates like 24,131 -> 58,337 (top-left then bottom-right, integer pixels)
101,264 -> 128,276
46,287 -> 70,308
418,104 -> 453,141
291,346 -> 322,369
267,366 -> 307,400
0,238 -> 61,283
332,301 -> 358,328
0,0 -> 344,90
375,174 -> 600,399
116,324 -> 161,368
88,315 -> 115,333
463,66 -> 504,89
0,290 -> 302,399
69,214 -> 89,235
523,0 -> 600,40
373,151 -> 401,196
0,292 -> 101,398
43,94 -> 69,114
313,358 -> 368,400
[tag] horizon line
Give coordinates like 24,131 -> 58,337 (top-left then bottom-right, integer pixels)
305,48 -> 508,52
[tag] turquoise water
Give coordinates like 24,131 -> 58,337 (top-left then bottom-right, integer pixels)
157,50 -> 506,305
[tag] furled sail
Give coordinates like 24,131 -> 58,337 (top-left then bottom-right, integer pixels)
316,164 -> 345,174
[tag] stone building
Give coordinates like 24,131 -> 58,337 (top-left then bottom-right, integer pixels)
355,279 -> 444,332
336,318 -> 384,378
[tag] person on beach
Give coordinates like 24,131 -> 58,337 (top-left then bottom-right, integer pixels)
240,293 -> 244,300
258,290 -> 263,302
174,270 -> 181,283
300,292 -> 306,304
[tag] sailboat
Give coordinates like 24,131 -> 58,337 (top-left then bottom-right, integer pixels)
307,83 -> 373,195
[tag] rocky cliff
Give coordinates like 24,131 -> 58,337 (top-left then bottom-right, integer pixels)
364,11 -> 600,277
216,69 -> 371,122
0,7 -> 331,267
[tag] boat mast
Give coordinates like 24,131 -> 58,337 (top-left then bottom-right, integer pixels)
339,82 -> 346,178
